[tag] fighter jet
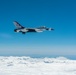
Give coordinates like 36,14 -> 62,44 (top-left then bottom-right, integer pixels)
13,21 -> 54,34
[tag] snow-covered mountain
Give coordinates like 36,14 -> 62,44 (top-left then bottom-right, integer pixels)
0,56 -> 76,75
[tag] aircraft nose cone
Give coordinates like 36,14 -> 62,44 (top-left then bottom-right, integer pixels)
51,28 -> 54,30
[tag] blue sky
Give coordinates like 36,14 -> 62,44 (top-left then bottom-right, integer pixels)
0,0 -> 76,58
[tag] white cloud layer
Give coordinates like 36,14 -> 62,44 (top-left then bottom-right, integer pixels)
0,56 -> 76,75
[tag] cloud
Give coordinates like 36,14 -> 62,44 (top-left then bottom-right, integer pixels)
0,56 -> 76,75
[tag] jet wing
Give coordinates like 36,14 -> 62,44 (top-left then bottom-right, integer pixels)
13,21 -> 24,29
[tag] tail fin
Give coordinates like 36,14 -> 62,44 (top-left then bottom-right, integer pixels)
13,21 -> 24,29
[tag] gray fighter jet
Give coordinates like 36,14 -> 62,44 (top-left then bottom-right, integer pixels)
13,21 -> 54,34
